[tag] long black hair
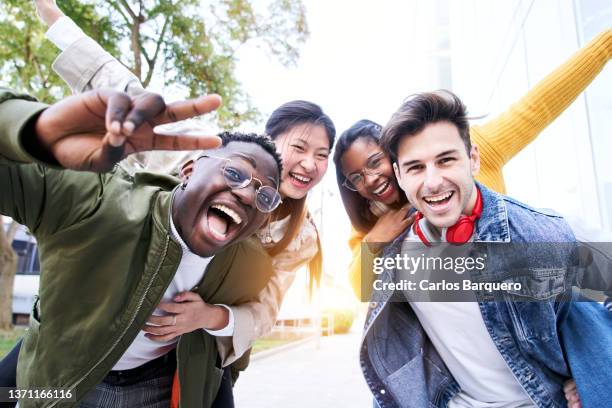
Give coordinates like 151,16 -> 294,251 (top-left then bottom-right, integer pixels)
333,119 -> 406,234
266,100 -> 335,291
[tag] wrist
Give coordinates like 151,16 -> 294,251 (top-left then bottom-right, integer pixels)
202,304 -> 229,330
25,110 -> 60,166
363,234 -> 383,254
38,4 -> 65,27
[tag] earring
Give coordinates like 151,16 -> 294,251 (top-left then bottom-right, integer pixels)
181,181 -> 187,190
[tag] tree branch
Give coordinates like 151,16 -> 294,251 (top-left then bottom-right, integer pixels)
143,17 -> 170,87
31,56 -> 46,88
107,1 -> 131,26
117,0 -> 137,20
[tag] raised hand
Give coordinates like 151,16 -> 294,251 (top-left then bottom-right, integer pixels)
33,0 -> 64,27
364,203 -> 415,252
33,89 -> 222,172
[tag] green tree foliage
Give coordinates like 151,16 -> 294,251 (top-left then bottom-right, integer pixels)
0,0 -> 309,126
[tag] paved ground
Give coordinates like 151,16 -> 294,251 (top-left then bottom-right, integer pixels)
234,321 -> 372,407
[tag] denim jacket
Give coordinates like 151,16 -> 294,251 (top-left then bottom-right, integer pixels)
360,183 -> 579,408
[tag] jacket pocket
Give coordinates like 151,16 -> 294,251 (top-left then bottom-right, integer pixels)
383,355 -> 452,408
502,267 -> 568,300
504,299 -> 559,342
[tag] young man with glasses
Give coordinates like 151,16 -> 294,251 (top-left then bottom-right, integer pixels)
0,88 -> 282,408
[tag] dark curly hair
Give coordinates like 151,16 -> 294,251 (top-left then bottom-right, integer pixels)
218,131 -> 283,177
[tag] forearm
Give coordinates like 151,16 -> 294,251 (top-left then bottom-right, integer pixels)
216,268 -> 298,366
348,227 -> 378,300
348,242 -> 378,301
35,0 -> 64,27
202,304 -> 234,336
474,29 -> 612,166
0,90 -> 50,165
46,17 -> 142,96
0,89 -> 100,233
53,38 -> 142,96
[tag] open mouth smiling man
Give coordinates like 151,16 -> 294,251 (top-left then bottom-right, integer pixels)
0,88 -> 282,408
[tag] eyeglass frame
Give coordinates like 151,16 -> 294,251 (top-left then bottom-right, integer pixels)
342,152 -> 386,191
197,154 -> 283,213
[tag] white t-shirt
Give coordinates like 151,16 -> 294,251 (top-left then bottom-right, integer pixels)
404,228 -> 535,407
112,217 -> 234,370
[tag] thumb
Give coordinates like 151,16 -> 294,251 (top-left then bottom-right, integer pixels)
174,291 -> 201,302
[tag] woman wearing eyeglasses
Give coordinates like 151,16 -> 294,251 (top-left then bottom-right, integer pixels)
333,29 -> 612,408
334,29 -> 612,303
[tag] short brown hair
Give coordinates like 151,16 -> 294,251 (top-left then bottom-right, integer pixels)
380,90 -> 471,162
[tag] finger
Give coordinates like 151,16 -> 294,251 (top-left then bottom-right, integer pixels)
400,213 -> 416,225
407,213 -> 416,225
142,324 -> 175,336
145,332 -> 180,342
122,93 -> 166,137
146,315 -> 175,327
148,133 -> 222,152
105,91 -> 132,145
82,133 -> 125,172
157,302 -> 185,314
174,291 -> 202,302
153,94 -> 222,126
563,380 -> 577,393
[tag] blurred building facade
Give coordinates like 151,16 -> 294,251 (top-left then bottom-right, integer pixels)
419,0 -> 612,233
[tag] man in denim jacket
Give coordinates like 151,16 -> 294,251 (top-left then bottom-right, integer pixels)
360,90 -> 610,408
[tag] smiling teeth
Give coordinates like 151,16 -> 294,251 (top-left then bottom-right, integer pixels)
424,191 -> 453,203
211,204 -> 242,224
291,173 -> 312,183
373,181 -> 389,195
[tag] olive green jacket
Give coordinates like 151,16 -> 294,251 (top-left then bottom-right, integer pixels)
0,88 -> 272,407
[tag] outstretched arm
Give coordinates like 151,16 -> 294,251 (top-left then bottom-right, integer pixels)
473,29 -> 612,193
35,0 -> 143,95
32,89 -> 221,172
0,88 -> 221,232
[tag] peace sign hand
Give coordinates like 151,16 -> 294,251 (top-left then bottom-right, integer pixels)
33,89 -> 222,172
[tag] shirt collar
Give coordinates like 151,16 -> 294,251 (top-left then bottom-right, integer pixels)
170,215 -> 206,257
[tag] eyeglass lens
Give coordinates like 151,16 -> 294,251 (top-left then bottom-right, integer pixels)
221,161 -> 281,212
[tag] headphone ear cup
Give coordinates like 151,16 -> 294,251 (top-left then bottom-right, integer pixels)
417,217 -> 438,244
445,216 -> 475,244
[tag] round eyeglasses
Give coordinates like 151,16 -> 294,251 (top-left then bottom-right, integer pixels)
342,152 -> 385,191
200,155 -> 282,213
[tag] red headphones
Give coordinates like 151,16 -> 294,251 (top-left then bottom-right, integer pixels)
413,187 -> 483,245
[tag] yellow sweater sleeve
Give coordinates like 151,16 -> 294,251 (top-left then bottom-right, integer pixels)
473,29 -> 612,194
348,227 -> 378,300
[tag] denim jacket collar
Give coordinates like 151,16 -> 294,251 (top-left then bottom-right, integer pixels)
474,182 -> 510,243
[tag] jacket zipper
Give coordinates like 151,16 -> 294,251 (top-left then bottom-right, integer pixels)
177,338 -> 182,408
47,236 -> 171,408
